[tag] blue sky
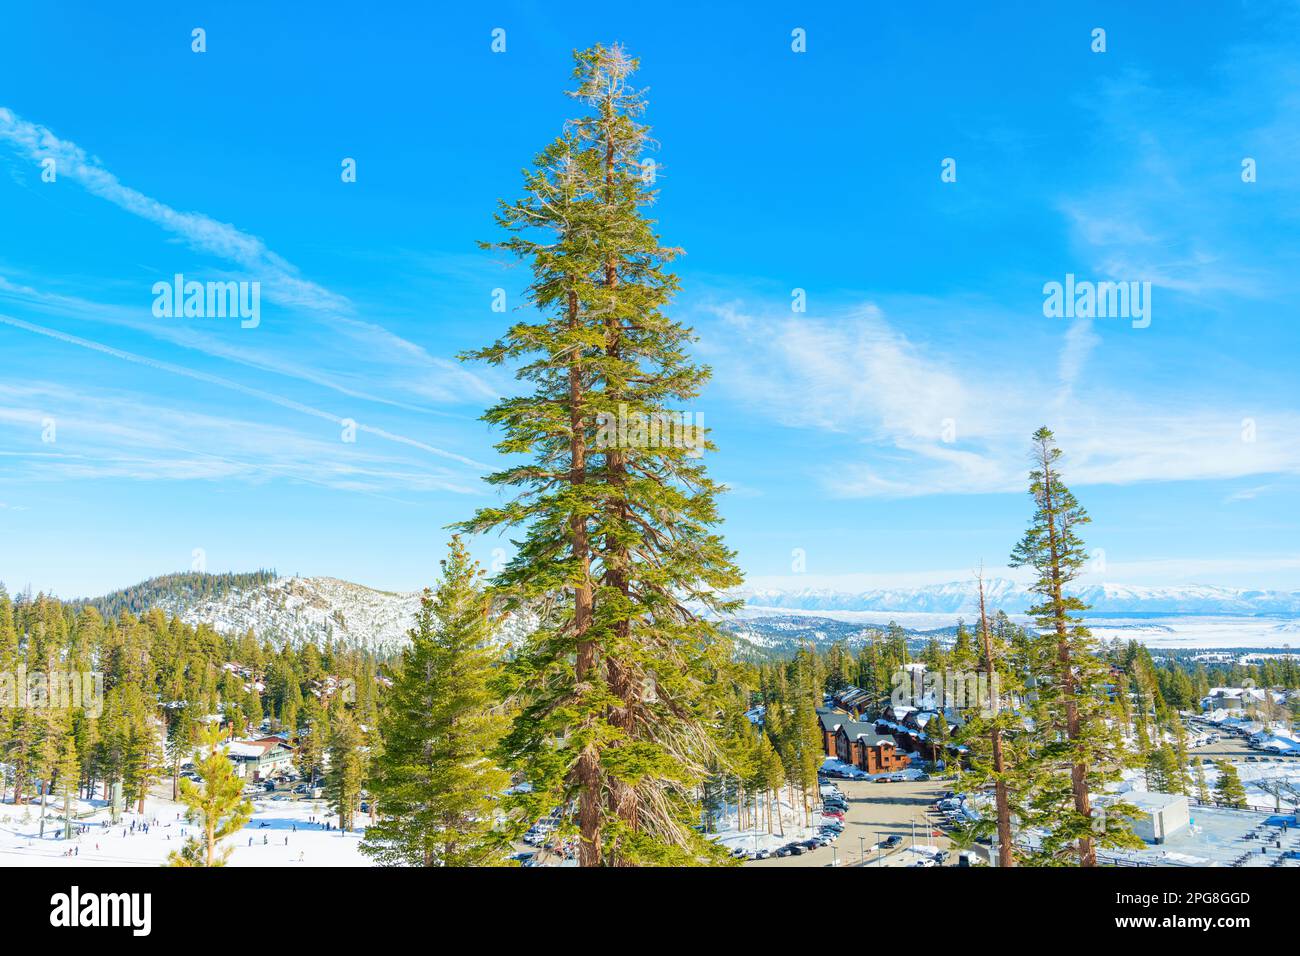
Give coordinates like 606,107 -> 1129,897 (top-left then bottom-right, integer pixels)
2,1 -> 1298,597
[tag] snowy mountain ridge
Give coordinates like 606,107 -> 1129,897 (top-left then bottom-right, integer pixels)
164,575 -> 536,653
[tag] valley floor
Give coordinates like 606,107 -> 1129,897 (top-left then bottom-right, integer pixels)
0,788 -> 370,867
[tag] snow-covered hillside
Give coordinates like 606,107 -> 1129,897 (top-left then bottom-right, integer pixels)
737,579 -> 1300,615
177,576 -> 422,651
161,576 -> 536,653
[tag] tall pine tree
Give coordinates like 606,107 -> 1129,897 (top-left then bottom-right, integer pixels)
460,44 -> 741,865
362,538 -> 509,866
1011,427 -> 1138,865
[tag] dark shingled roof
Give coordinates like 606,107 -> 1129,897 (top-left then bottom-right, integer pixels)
838,721 -> 897,748
816,707 -> 844,734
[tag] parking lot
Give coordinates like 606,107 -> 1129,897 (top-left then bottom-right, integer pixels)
748,776 -> 957,867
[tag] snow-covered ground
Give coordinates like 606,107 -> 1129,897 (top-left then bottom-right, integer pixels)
1118,758 -> 1300,815
0,792 -> 371,867
1086,615 -> 1300,650
709,794 -> 828,855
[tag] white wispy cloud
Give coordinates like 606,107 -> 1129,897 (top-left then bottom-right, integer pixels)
0,312 -> 487,470
0,107 -> 346,314
0,107 -> 498,405
699,299 -> 1300,498
0,381 -> 480,497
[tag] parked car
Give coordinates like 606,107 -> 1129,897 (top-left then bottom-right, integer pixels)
788,844 -> 806,856
776,844 -> 798,857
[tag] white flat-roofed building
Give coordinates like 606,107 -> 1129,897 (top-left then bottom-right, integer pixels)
1124,790 -> 1191,844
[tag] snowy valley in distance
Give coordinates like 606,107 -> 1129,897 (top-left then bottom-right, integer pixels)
82,572 -> 1300,655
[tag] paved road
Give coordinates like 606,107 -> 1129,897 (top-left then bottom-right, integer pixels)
748,778 -> 954,868
1187,729 -> 1300,764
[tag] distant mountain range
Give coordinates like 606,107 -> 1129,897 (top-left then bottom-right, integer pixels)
736,579 -> 1300,615
71,573 -> 1299,657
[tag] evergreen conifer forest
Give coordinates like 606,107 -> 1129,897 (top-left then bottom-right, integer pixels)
2,13 -> 1298,931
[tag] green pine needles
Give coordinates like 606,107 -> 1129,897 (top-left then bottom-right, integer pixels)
1009,427 -> 1141,865
167,724 -> 254,867
459,43 -> 742,866
362,537 -> 510,866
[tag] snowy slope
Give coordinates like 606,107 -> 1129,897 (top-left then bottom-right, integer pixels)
169,576 -> 536,653
177,576 -> 421,651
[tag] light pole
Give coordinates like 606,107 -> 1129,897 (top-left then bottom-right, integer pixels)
859,835 -> 865,865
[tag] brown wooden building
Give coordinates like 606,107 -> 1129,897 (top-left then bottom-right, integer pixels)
833,721 -> 911,774
817,708 -> 843,756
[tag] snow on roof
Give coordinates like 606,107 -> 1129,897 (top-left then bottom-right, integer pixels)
226,738 -> 293,759
1123,790 -> 1189,812
1206,687 -> 1268,701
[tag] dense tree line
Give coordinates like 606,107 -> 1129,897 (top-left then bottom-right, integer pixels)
0,585 -> 384,841
71,570 -> 277,620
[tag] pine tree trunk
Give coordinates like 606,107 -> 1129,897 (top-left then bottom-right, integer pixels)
1041,459 -> 1095,866
599,113 -> 640,859
569,286 -> 601,868
977,575 -> 1015,867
